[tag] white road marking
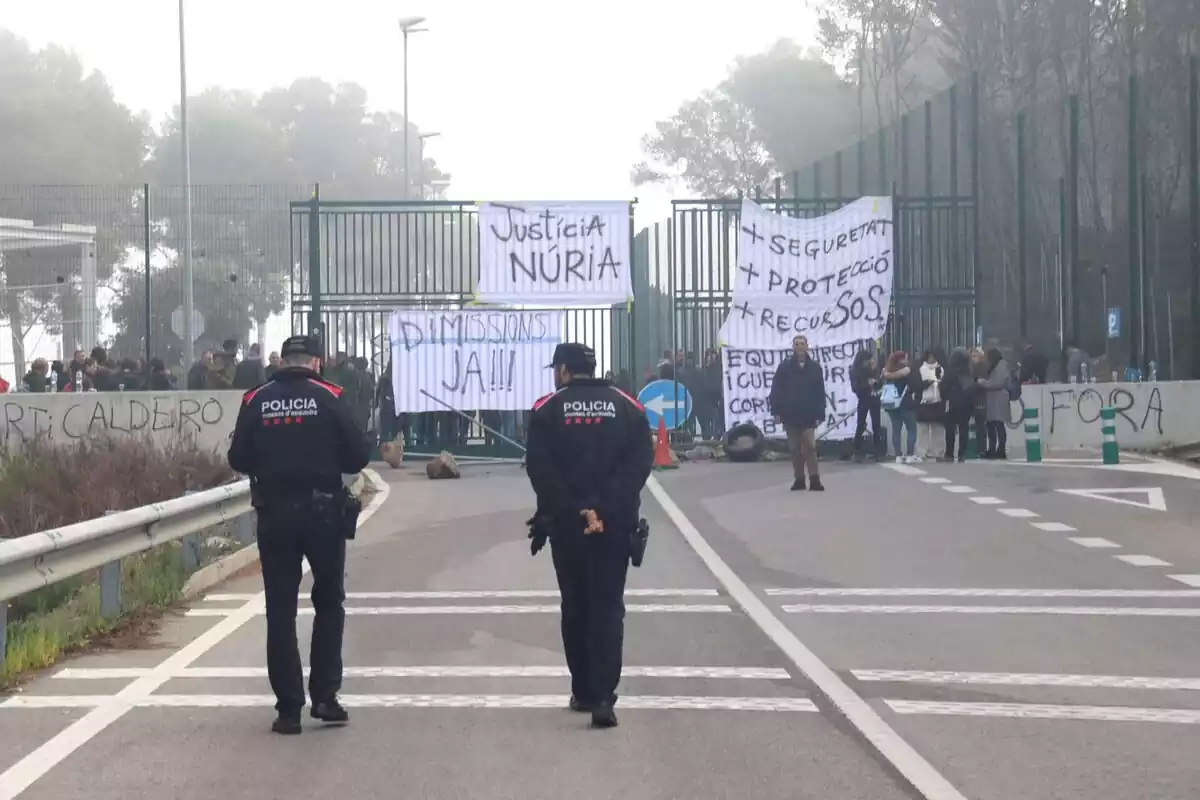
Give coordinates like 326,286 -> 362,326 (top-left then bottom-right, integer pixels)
1056,486 -> 1168,511
765,588 -> 1200,597
886,699 -> 1200,725
646,477 -> 969,800
1114,554 -> 1173,567
0,471 -> 391,800
919,477 -> 952,485
0,694 -> 818,712
201,589 -> 720,602
941,485 -> 976,494
854,669 -> 1200,690
184,604 -> 732,617
783,604 -> 1200,616
968,496 -> 1005,505
881,463 -> 928,476
1167,575 -> 1200,588
997,508 -> 1039,518
1031,522 -> 1076,532
54,665 -> 791,680
1068,537 -> 1121,548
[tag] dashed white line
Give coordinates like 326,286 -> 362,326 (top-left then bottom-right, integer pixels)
885,699 -> 1200,725
1114,554 -> 1173,568
941,485 -> 976,494
646,477 -> 970,800
1167,575 -> 1200,588
998,508 -> 1039,518
881,463 -> 928,477
765,588 -> 1200,598
1031,522 -> 1076,532
185,604 -> 732,617
782,604 -> 1200,616
968,496 -> 1005,505
919,477 -> 952,485
853,669 -> 1200,690
54,665 -> 792,680
1068,537 -> 1121,549
0,694 -> 819,712
201,589 -> 721,602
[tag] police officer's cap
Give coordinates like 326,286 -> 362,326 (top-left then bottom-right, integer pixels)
547,342 -> 596,372
280,334 -> 321,359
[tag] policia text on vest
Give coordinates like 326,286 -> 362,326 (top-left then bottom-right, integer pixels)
524,343 -> 655,730
227,334 -> 371,736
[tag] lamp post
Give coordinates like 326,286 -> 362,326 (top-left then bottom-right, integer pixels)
178,0 -> 196,364
398,16 -> 427,200
417,132 -> 441,199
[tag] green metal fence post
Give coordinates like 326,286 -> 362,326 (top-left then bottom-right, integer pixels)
307,183 -> 322,339
628,200 -> 638,384
1017,112 -> 1028,339
1069,94 -> 1081,345
1101,406 -> 1119,465
1128,74 -> 1140,368
1023,406 -> 1041,463
1189,55 -> 1198,379
143,183 -> 152,366
971,72 -> 982,341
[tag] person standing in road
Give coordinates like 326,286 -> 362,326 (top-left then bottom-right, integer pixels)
227,335 -> 371,735
524,343 -> 654,730
769,335 -> 827,491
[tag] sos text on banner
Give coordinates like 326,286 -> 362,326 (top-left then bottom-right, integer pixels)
722,340 -> 873,441
476,201 -> 633,306
389,310 -> 563,413
718,197 -> 894,349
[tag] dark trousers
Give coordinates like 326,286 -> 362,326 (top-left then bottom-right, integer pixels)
854,400 -> 883,455
257,502 -> 348,714
986,421 -> 1008,457
549,530 -> 630,707
944,412 -> 971,458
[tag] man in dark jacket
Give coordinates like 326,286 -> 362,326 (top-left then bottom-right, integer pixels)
233,343 -> 268,389
768,335 -> 827,492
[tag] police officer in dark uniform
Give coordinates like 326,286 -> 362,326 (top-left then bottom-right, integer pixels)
227,335 -> 370,735
524,343 -> 654,729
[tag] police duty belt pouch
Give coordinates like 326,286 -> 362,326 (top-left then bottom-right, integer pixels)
630,518 -> 650,568
340,489 -> 363,540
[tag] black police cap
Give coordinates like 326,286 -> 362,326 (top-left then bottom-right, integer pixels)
547,342 -> 596,371
280,335 -> 321,359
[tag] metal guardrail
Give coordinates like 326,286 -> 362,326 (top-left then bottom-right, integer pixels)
0,480 -> 255,655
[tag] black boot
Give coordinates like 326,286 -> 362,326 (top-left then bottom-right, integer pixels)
272,713 -> 302,735
808,476 -> 825,491
311,698 -> 350,725
569,695 -> 593,713
790,478 -> 806,491
590,704 -> 618,729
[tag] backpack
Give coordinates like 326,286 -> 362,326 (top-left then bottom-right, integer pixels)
1006,372 -> 1022,401
880,382 -> 903,411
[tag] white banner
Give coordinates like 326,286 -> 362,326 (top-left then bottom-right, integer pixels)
718,197 -> 894,349
722,340 -> 874,441
389,310 -> 563,413
476,201 -> 633,306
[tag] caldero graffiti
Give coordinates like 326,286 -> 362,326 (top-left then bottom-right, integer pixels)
0,393 -> 235,451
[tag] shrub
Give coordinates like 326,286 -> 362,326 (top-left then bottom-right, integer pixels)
0,436 -> 235,539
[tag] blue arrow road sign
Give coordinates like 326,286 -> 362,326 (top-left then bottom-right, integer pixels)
637,379 -> 693,431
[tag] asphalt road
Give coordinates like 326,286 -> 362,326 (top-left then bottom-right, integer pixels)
3,452 -> 1200,799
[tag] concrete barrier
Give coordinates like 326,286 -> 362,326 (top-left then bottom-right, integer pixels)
0,390 -> 242,455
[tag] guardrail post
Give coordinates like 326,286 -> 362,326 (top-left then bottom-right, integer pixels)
235,511 -> 256,546
180,491 -> 201,572
1023,406 -> 1042,463
0,602 -> 7,663
1101,406 -> 1119,465
99,510 -> 121,619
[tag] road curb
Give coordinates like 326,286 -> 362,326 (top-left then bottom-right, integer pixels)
180,469 -> 383,600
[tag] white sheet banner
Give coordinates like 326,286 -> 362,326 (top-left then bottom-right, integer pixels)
722,340 -> 873,441
718,197 -> 894,349
476,201 -> 633,306
389,310 -> 564,413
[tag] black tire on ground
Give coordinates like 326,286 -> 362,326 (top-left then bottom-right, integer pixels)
724,423 -> 766,463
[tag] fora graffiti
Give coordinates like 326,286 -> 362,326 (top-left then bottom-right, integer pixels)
1007,385 -> 1166,435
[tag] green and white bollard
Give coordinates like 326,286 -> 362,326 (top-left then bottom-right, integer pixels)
966,418 -> 980,460
1100,406 -> 1119,465
1023,406 -> 1042,463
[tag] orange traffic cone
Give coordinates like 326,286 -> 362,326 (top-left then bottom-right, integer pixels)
653,417 -> 677,470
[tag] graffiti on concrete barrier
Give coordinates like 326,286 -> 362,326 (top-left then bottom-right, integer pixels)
1012,386 -> 1165,435
1,394 -> 227,447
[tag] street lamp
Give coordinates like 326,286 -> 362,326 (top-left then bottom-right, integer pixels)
398,16 -> 427,201
178,0 -> 196,364
417,132 -> 441,199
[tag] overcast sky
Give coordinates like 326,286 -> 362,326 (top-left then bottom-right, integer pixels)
5,0 -> 818,225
